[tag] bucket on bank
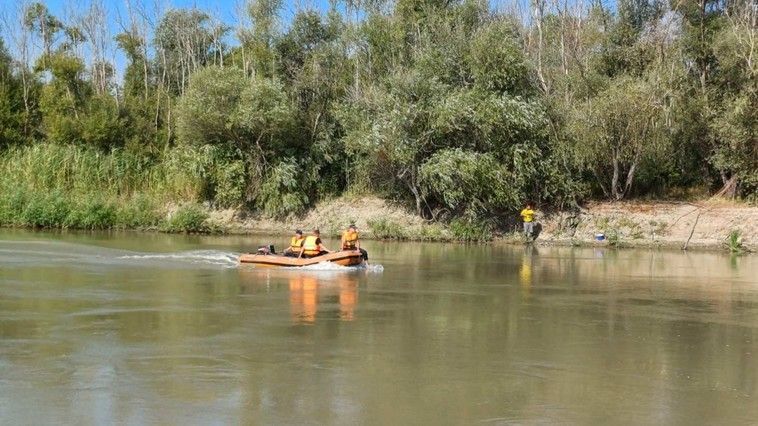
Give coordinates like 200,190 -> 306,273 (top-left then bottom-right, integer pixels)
595,233 -> 606,241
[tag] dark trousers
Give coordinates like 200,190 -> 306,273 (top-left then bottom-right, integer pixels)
344,248 -> 368,260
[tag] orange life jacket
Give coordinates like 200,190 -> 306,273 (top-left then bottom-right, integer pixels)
342,230 -> 359,250
302,235 -> 320,256
290,236 -> 304,252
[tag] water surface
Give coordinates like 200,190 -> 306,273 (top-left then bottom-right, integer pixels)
1,230 -> 756,424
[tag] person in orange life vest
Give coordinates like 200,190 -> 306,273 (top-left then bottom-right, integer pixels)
298,229 -> 331,258
341,224 -> 368,262
283,229 -> 305,257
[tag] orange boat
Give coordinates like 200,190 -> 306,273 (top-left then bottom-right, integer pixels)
239,250 -> 365,268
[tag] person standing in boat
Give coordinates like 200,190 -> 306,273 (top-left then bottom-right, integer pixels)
341,224 -> 368,263
520,202 -> 536,241
283,229 -> 305,257
299,229 -> 331,258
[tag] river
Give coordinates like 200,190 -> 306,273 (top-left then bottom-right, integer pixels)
1,230 -> 756,424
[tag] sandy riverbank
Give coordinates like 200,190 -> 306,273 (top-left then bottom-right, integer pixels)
534,200 -> 756,252
205,196 -> 756,252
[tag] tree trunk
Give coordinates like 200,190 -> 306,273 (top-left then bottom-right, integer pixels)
533,0 -> 549,94
623,158 -> 638,197
611,149 -> 621,200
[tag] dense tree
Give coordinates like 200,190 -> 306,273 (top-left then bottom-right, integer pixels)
0,0 -> 754,232
176,66 -> 295,206
0,39 -> 26,147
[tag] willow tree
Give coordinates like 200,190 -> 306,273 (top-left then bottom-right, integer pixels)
0,39 -> 26,147
569,78 -> 667,199
176,66 -> 295,206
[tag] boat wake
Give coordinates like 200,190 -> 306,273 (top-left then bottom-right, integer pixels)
116,250 -> 240,268
296,262 -> 384,273
0,239 -> 379,272
0,240 -> 240,270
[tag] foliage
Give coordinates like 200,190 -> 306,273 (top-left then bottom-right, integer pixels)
257,158 -> 310,218
449,218 -> 494,242
176,66 -> 295,204
116,194 -> 162,229
21,191 -> 71,228
161,204 -> 209,233
724,229 -> 744,254
606,229 -> 621,247
567,77 -> 667,199
368,218 -> 407,240
469,21 -> 532,95
65,197 -> 118,229
0,0 -> 754,237
419,148 -> 516,218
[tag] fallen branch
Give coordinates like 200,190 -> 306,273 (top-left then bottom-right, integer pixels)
682,211 -> 703,251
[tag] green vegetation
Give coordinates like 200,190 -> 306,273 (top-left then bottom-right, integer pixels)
725,230 -> 744,254
607,230 -> 622,248
449,219 -> 494,242
368,218 -> 407,240
161,204 -> 210,233
0,0 -> 755,237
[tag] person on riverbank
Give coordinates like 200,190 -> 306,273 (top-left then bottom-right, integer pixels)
520,202 -> 536,241
283,229 -> 305,257
299,229 -> 331,258
341,224 -> 369,263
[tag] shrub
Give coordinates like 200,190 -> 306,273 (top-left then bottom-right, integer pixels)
368,218 -> 407,240
419,148 -> 517,218
418,223 -> 450,241
257,159 -> 309,218
212,160 -> 246,208
21,192 -> 71,228
0,187 -> 27,225
161,204 -> 209,233
449,218 -> 493,242
116,195 -> 162,229
66,198 -> 117,229
606,230 -> 621,247
725,229 -> 744,254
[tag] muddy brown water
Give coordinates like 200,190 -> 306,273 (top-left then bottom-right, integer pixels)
1,230 -> 756,424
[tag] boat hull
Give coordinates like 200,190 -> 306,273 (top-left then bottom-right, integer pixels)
239,251 -> 365,268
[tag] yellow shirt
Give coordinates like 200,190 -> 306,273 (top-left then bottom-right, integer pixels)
520,208 -> 534,222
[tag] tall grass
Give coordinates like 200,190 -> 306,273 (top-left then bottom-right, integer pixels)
0,144 -> 207,230
725,229 -> 744,254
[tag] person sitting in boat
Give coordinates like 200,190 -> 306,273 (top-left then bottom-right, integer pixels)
283,229 -> 305,257
341,224 -> 368,263
298,229 -> 331,258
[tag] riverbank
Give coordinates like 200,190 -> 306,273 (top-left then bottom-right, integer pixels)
533,200 -> 757,252
205,196 -> 756,253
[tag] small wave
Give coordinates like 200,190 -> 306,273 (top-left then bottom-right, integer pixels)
298,262 -> 351,271
295,262 -> 384,273
364,264 -> 384,273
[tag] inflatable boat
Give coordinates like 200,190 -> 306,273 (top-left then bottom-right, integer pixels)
239,250 -> 365,268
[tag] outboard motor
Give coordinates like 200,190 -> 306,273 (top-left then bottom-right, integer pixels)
256,244 -> 276,255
